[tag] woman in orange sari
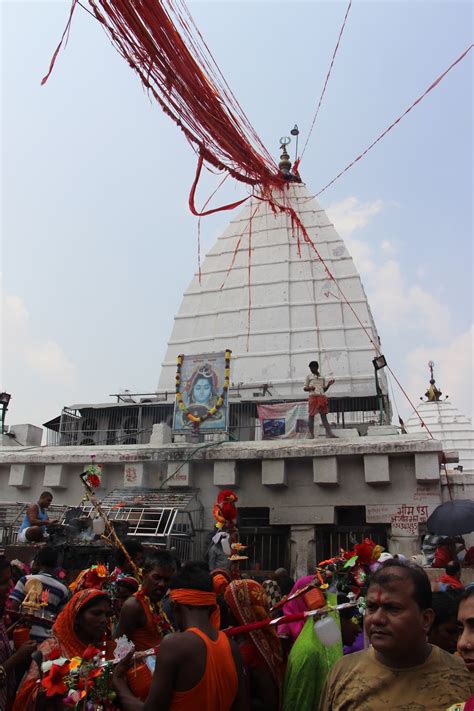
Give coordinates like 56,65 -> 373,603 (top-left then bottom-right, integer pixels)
224,579 -> 284,710
14,589 -> 112,710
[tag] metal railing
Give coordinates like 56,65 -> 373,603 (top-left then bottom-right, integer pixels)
45,395 -> 389,446
238,527 -> 290,572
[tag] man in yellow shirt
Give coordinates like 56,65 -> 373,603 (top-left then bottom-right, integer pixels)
319,560 -> 474,710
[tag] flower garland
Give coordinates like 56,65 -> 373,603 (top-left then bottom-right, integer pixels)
175,350 -> 231,425
84,454 -> 102,489
135,588 -> 173,638
69,564 -> 109,593
41,644 -> 117,708
316,537 -> 383,597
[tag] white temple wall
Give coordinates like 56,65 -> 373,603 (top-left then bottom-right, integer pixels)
0,431 -> 468,575
0,435 -> 448,520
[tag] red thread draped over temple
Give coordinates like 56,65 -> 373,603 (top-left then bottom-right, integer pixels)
44,0 -> 282,190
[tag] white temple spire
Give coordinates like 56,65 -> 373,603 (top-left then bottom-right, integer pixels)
158,181 -> 388,414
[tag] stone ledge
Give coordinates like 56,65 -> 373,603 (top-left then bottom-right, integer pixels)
213,460 -> 238,487
8,464 -> 34,488
262,460 -> 287,487
415,453 -> 440,483
313,457 -> 338,486
0,434 -> 445,466
364,454 -> 390,485
44,464 -> 67,489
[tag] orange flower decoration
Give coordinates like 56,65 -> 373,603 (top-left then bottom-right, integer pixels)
42,662 -> 70,697
87,667 -> 102,684
82,645 -> 100,661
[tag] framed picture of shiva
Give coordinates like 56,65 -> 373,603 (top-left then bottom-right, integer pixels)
173,350 -> 231,433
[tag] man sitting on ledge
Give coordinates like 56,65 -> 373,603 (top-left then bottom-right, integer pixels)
17,491 -> 58,543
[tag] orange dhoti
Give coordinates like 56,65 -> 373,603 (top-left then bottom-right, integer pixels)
308,395 -> 329,416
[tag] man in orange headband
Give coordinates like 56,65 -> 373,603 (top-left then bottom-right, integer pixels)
113,562 -> 248,711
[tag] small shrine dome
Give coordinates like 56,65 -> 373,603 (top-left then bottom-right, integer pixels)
405,362 -> 474,474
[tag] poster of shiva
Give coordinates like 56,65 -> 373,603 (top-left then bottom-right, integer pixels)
173,350 -> 231,432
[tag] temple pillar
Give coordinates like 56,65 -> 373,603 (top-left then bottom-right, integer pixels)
290,524 -> 316,580
387,527 -> 421,558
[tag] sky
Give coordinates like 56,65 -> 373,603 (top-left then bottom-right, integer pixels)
1,0 -> 473,430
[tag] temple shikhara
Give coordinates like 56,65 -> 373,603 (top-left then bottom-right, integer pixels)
3,4 -> 474,710
159,168 -> 389,418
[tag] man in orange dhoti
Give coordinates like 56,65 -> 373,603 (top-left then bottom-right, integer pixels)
304,361 -> 337,438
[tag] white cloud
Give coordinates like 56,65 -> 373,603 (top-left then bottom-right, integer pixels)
367,260 -> 452,339
327,196 -> 384,238
24,341 -> 76,384
404,325 -> 474,418
3,294 -> 76,386
3,294 -> 28,331
415,265 -> 427,280
325,197 -> 472,418
327,197 -> 452,338
381,240 -> 397,257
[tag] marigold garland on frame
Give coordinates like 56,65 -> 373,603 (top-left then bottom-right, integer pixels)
175,350 -> 231,426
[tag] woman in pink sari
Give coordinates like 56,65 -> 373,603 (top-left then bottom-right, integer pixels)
278,576 -> 315,647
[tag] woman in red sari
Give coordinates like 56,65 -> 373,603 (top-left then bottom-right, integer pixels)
14,589 -> 112,710
224,579 -> 284,710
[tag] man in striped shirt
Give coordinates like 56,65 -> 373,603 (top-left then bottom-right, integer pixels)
9,547 -> 69,642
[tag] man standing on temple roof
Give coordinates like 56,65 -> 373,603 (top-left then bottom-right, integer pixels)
304,361 -> 337,439
319,559 -> 474,710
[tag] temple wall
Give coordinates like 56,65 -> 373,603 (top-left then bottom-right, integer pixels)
0,427 -> 468,575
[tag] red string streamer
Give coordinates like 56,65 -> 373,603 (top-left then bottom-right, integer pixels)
220,203 -> 261,291
41,0 -> 79,85
196,172 -> 229,283
224,611 -> 304,637
43,0 -> 282,191
246,210 -> 253,352
300,0 -> 352,163
189,154 -> 251,217
312,43 -> 474,197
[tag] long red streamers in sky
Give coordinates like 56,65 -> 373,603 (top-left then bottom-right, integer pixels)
43,0 -> 282,191
312,43 -> 474,197
300,0 -> 352,164
40,2 -> 466,434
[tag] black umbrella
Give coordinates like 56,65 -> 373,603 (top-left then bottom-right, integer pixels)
426,499 -> 474,536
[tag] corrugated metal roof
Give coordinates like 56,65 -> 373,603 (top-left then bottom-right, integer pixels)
100,488 -> 199,510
